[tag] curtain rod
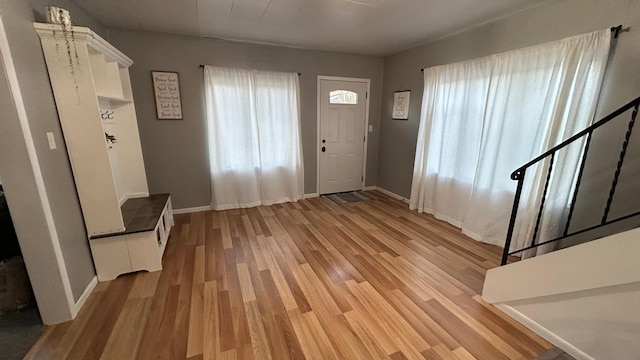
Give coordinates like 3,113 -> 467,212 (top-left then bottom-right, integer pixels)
420,25 -> 626,72
199,64 -> 301,76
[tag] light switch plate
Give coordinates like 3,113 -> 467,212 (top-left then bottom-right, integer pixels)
46,132 -> 56,149
368,125 -> 373,132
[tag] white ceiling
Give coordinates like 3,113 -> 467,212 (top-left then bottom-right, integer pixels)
75,0 -> 546,56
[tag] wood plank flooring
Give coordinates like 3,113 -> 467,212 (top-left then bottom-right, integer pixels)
25,191 -> 551,359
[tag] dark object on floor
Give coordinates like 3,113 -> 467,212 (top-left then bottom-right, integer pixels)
535,347 -> 576,360
0,305 -> 45,360
0,185 -> 22,261
323,191 -> 372,205
0,256 -> 32,313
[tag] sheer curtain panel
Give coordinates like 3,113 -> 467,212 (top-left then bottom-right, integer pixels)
204,66 -> 304,210
410,29 -> 611,251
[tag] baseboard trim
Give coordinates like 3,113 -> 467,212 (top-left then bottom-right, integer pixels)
496,304 -> 595,360
172,189 -> 408,212
71,276 -> 97,318
371,186 -> 410,204
173,205 -> 212,215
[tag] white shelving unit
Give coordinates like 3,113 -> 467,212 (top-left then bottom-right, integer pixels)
34,23 -> 173,281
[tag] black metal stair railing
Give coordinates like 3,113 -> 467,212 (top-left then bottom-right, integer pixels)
501,96 -> 640,265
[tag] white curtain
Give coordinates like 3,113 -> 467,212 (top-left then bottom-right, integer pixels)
204,66 -> 304,210
410,29 -> 611,252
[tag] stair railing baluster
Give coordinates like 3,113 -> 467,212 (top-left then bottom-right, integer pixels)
501,168 -> 526,265
564,130 -> 593,236
602,104 -> 638,224
531,153 -> 555,249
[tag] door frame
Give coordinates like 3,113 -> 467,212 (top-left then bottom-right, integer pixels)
316,75 -> 371,195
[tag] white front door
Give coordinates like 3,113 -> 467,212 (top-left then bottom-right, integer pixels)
318,78 -> 368,195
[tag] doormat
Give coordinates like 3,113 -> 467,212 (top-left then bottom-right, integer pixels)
323,191 -> 372,205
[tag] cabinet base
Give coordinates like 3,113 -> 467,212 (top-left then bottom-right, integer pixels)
89,195 -> 173,282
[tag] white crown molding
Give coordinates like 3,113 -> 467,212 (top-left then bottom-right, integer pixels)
33,23 -> 133,67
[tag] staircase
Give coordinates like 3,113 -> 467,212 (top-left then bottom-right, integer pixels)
483,227 -> 640,359
501,96 -> 640,265
484,97 -> 640,359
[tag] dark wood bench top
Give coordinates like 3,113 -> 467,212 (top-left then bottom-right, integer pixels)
91,194 -> 170,239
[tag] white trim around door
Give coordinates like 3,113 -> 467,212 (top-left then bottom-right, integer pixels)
316,75 -> 371,196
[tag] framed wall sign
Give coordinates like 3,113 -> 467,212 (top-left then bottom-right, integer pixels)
392,90 -> 410,120
151,71 -> 183,120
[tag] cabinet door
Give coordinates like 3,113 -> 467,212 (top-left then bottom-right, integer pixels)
89,236 -> 131,281
126,231 -> 162,273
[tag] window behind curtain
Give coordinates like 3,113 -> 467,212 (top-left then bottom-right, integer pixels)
410,29 -> 611,252
204,66 -> 304,210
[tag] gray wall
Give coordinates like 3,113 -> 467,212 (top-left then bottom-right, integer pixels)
0,29 -> 72,324
0,0 -> 105,301
107,29 -> 384,209
378,0 -> 640,233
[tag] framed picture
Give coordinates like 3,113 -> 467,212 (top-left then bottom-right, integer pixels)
151,71 -> 183,120
392,90 -> 410,120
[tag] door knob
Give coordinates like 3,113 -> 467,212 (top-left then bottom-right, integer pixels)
322,146 -> 326,152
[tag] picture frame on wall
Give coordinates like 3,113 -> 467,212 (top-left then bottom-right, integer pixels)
392,90 -> 410,120
151,71 -> 183,120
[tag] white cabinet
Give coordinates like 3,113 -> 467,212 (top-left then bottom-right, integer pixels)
90,195 -> 173,281
34,23 -> 172,281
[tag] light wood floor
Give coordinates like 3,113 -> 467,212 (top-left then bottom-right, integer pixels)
26,191 -> 551,360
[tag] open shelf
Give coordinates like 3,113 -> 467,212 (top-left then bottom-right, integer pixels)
97,94 -> 132,106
